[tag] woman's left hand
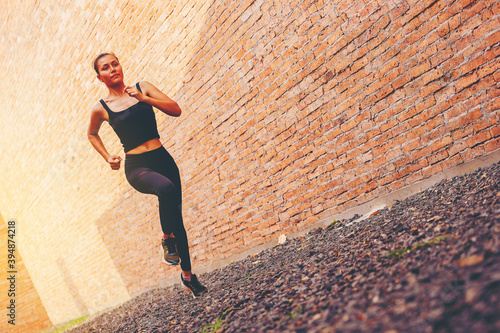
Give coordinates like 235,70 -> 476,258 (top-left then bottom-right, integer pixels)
126,81 -> 182,117
124,86 -> 146,102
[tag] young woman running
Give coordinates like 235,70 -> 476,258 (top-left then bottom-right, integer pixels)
87,52 -> 207,298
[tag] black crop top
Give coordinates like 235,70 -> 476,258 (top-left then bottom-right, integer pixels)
100,82 -> 160,153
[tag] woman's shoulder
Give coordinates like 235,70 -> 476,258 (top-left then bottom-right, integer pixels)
92,100 -> 106,111
90,100 -> 107,117
89,101 -> 109,122
136,80 -> 157,90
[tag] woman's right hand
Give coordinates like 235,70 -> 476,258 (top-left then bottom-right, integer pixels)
107,155 -> 122,170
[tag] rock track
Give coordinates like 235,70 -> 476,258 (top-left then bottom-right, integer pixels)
67,162 -> 500,333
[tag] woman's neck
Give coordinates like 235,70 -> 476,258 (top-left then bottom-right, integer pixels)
107,82 -> 127,98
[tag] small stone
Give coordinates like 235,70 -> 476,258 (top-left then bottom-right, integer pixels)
456,254 -> 484,267
278,234 -> 287,245
465,287 -> 480,303
355,313 -> 366,321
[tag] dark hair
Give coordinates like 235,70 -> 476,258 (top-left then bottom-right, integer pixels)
93,52 -> 118,74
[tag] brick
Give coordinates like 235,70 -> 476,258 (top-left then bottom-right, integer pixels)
410,60 -> 432,79
455,72 -> 480,93
444,104 -> 466,121
422,128 -> 442,144
466,130 -> 492,148
422,81 -> 445,98
459,109 -> 483,127
452,126 -> 475,140
448,140 -> 469,156
380,118 -> 399,133
491,126 -> 500,138
408,110 -> 431,128
422,68 -> 444,85
440,153 -> 464,170
441,118 -> 463,136
437,21 -> 450,37
442,52 -> 465,74
477,60 -> 500,78
487,30 -> 500,46
422,162 -> 444,178
473,117 -> 497,132
410,157 -> 429,172
461,144 -> 486,160
393,72 -> 411,89
461,0 -> 476,8
406,125 -> 428,140
403,0 -> 426,25
429,45 -> 454,67
430,135 -> 453,152
462,55 -> 489,76
438,4 -> 458,24
461,1 -> 487,22
473,15 -> 498,43
485,137 -> 500,152
389,1 -> 410,20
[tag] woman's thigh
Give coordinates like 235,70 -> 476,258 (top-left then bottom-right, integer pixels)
153,150 -> 181,188
126,167 -> 176,197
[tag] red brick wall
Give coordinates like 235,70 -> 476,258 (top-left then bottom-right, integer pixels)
174,0 -> 500,263
0,0 -> 498,328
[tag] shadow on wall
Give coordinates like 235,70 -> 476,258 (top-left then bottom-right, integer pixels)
56,257 -> 89,316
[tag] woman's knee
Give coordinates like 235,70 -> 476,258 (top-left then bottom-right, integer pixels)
156,181 -> 176,197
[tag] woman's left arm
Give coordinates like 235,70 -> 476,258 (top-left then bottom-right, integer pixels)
124,81 -> 182,117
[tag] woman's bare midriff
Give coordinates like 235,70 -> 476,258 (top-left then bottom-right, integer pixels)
126,138 -> 162,155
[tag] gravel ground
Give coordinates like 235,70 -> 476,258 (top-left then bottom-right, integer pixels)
67,162 -> 500,333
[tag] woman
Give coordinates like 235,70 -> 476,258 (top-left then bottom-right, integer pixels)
87,52 -> 207,298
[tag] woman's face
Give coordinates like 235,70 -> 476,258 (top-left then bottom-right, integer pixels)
96,54 -> 124,85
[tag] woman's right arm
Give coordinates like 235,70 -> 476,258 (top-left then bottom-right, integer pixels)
87,103 -> 122,170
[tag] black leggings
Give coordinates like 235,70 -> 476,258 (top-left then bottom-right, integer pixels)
125,146 -> 191,272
